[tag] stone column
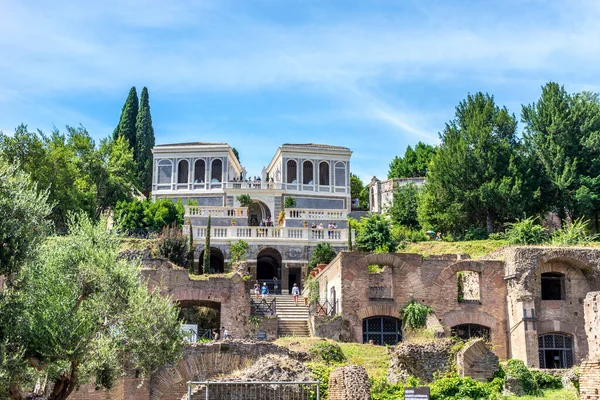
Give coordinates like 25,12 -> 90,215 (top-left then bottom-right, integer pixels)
281,263 -> 289,295
508,295 -> 539,367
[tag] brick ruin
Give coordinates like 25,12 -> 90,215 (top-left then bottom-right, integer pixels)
314,247 -> 600,368
580,291 -> 600,400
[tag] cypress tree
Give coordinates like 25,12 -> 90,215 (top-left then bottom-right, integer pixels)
203,216 -> 211,274
135,87 -> 156,192
188,219 -> 195,273
113,87 -> 139,153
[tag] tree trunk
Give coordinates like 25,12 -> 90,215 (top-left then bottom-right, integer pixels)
48,361 -> 78,400
8,382 -> 23,400
486,211 -> 493,234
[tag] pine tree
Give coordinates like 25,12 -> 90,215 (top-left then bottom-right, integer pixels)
135,87 -> 155,192
113,87 -> 139,153
203,216 -> 211,274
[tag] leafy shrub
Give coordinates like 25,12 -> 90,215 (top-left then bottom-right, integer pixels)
284,196 -> 297,209
356,214 -> 396,252
505,216 -> 547,245
229,240 -> 249,265
488,232 -> 506,240
156,225 -> 188,266
307,362 -> 335,399
464,226 -> 489,240
392,225 -> 428,243
307,275 -> 320,304
429,373 -> 498,400
505,359 -> 539,395
368,264 -> 384,274
236,194 -> 252,207
551,218 -> 597,245
309,342 -> 346,364
401,298 -> 433,330
442,233 -> 454,242
308,243 -> 337,268
531,370 -> 563,390
370,377 -> 405,400
115,198 -> 184,236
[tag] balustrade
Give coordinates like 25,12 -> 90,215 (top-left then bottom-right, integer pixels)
285,208 -> 348,220
185,206 -> 247,218
186,225 -> 352,243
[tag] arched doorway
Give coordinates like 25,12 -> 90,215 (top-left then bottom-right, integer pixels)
178,300 -> 221,342
362,316 -> 402,345
257,248 -> 282,294
199,247 -> 225,273
248,200 -> 271,226
538,333 -> 574,369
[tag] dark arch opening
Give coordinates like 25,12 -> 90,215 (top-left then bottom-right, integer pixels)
178,160 -> 189,183
538,333 -> 574,369
287,160 -> 297,183
319,162 -> 329,186
541,272 -> 565,300
177,300 -> 221,342
362,316 -> 402,345
199,247 -> 225,273
194,159 -> 206,183
211,159 -> 222,182
257,247 -> 282,280
452,324 -> 491,341
303,161 -> 313,184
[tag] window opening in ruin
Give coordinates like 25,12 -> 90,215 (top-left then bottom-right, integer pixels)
452,324 -> 491,341
362,316 -> 402,345
457,271 -> 481,303
538,333 -> 573,369
541,272 -> 565,300
178,300 -> 221,342
199,247 -> 225,273
178,160 -> 189,183
368,264 -> 384,274
211,159 -> 222,182
287,160 -> 297,183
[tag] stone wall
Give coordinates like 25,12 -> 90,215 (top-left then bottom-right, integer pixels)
310,315 -> 351,341
387,339 -> 455,384
456,339 -> 499,382
328,365 -> 371,400
256,316 -> 278,341
580,291 -> 600,400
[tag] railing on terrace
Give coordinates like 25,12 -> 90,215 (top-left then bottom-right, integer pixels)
251,298 -> 277,316
309,299 -> 338,316
185,206 -> 248,218
182,225 -> 354,243
181,325 -> 213,343
155,180 -> 349,194
285,208 -> 347,220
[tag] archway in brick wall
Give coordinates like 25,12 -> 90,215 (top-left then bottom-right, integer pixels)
178,300 -> 221,341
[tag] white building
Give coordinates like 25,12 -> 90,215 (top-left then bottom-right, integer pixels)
151,142 -> 353,293
367,176 -> 425,213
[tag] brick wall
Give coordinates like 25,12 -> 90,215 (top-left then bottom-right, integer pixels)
580,360 -> 600,400
456,339 -> 499,382
580,291 -> 600,400
328,365 -> 370,400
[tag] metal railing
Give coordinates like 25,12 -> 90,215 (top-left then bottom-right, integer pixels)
309,299 -> 338,316
257,279 -> 282,295
250,297 -> 277,316
187,380 -> 320,399
182,325 -> 214,343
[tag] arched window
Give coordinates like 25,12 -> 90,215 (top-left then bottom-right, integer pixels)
211,159 -> 222,183
362,316 -> 402,345
319,162 -> 330,186
452,324 -> 491,341
287,160 -> 297,184
303,161 -> 313,184
177,160 -> 189,183
541,272 -> 565,300
335,162 -> 346,187
157,160 -> 173,184
538,333 -> 573,368
194,159 -> 206,183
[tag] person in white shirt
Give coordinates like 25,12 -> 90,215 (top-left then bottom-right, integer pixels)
291,283 -> 300,306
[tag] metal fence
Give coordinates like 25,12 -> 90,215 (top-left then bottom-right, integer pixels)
309,299 -> 338,316
250,297 -> 277,316
187,381 -> 320,400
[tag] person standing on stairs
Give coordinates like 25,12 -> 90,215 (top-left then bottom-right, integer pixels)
292,283 -> 300,306
261,282 -> 269,300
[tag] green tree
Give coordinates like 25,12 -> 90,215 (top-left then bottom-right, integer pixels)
355,214 -> 396,252
135,87 -> 155,192
419,92 -> 527,234
0,158 -> 53,278
522,82 -> 600,229
350,174 -> 364,201
1,216 -> 183,400
308,243 -> 337,268
203,216 -> 212,274
232,147 -> 240,163
388,183 -> 420,228
229,240 -> 249,265
388,142 -> 435,178
113,86 -> 139,152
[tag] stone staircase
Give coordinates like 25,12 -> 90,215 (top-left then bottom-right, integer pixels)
275,295 -> 310,337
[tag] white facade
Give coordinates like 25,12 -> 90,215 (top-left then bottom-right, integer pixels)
368,176 -> 426,213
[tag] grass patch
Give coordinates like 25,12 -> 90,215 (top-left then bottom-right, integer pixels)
120,238 -> 155,251
502,388 -> 577,400
402,240 -> 508,258
274,337 -> 390,379
188,272 -> 234,280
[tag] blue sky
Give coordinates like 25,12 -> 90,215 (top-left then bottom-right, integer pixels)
1,0 -> 599,182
